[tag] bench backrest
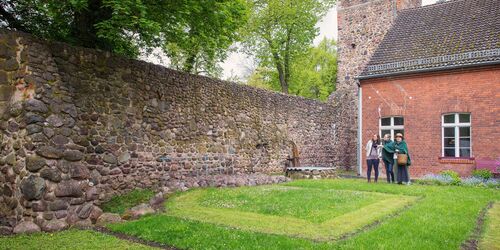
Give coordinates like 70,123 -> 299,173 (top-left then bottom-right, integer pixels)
475,159 -> 500,173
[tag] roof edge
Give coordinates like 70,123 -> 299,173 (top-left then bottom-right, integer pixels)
357,60 -> 500,80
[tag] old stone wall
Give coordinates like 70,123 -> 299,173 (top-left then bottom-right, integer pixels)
0,29 -> 352,232
334,0 -> 421,169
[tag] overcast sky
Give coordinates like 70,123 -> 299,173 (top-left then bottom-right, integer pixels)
220,0 -> 439,80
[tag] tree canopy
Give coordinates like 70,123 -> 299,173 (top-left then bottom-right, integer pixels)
247,38 -> 337,101
241,0 -> 335,94
0,0 -> 247,76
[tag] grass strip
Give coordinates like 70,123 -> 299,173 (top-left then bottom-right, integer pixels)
167,188 -> 417,241
0,229 -> 155,250
478,202 -> 500,250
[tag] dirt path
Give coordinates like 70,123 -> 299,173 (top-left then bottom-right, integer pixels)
460,202 -> 494,250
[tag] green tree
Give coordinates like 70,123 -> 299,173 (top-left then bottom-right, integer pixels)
247,38 -> 337,101
289,38 -> 336,101
0,0 -> 247,76
242,0 -> 335,93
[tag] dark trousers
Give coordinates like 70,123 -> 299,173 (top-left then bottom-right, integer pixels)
396,165 -> 410,183
383,159 -> 395,183
367,159 -> 379,182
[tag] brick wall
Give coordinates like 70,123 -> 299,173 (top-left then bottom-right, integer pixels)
360,66 -> 500,178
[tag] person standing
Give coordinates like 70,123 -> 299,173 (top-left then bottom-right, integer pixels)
381,134 -> 395,183
384,133 -> 411,185
365,134 -> 381,182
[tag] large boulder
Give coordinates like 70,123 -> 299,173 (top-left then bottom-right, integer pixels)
24,99 -> 48,113
69,163 -> 90,180
36,146 -> 63,159
63,150 -> 84,162
76,203 -> 93,219
25,155 -> 46,172
40,167 -> 62,182
96,213 -> 122,226
13,221 -> 41,234
54,180 -> 83,197
20,175 -> 46,200
41,220 -> 68,232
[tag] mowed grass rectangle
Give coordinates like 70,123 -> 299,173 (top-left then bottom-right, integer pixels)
197,186 -> 394,223
164,186 -> 416,240
109,179 -> 500,250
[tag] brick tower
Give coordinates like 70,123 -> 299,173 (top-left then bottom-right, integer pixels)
332,0 -> 421,171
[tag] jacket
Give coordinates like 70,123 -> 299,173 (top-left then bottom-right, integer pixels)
365,140 -> 382,158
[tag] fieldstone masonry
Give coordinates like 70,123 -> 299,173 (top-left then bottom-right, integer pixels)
0,29 -> 355,233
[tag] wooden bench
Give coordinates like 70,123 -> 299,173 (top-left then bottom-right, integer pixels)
475,159 -> 500,177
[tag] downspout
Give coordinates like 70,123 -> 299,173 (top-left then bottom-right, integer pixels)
357,81 -> 363,176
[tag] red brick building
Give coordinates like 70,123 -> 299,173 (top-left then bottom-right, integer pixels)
357,0 -> 500,177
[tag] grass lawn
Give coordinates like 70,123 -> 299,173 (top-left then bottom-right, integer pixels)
0,229 -> 155,250
109,179 -> 500,249
479,202 -> 500,250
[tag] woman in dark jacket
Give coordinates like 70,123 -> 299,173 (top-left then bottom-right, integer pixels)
381,134 -> 395,183
383,133 -> 411,185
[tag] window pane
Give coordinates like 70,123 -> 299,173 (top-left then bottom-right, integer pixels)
444,138 -> 455,147
444,114 -> 455,123
460,148 -> 471,158
459,114 -> 470,123
381,130 -> 391,138
394,117 -> 404,126
460,138 -> 470,147
444,127 -> 455,137
459,127 -> 470,137
394,129 -> 404,137
444,148 -> 455,157
381,118 -> 391,126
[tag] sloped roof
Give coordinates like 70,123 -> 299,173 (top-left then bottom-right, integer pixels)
359,0 -> 500,79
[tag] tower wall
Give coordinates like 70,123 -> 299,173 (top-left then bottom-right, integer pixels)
333,0 -> 421,170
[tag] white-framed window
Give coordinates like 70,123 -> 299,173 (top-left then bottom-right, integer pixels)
379,116 -> 404,140
442,113 -> 471,158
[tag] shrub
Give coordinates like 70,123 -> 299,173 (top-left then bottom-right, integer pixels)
471,169 -> 493,180
440,170 -> 461,185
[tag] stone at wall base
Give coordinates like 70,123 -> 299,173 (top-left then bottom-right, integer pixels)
287,170 -> 337,180
0,226 -> 13,235
122,203 -> 155,220
96,213 -> 123,226
42,220 -> 68,232
13,221 -> 41,234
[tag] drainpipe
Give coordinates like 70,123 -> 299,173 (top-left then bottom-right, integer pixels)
357,82 -> 363,176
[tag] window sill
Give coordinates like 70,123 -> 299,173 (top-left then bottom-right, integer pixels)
438,157 -> 475,164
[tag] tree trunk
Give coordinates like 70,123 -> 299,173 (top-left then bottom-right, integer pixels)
276,60 -> 288,94
183,50 -> 198,73
267,38 -> 289,93
71,0 -> 112,50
